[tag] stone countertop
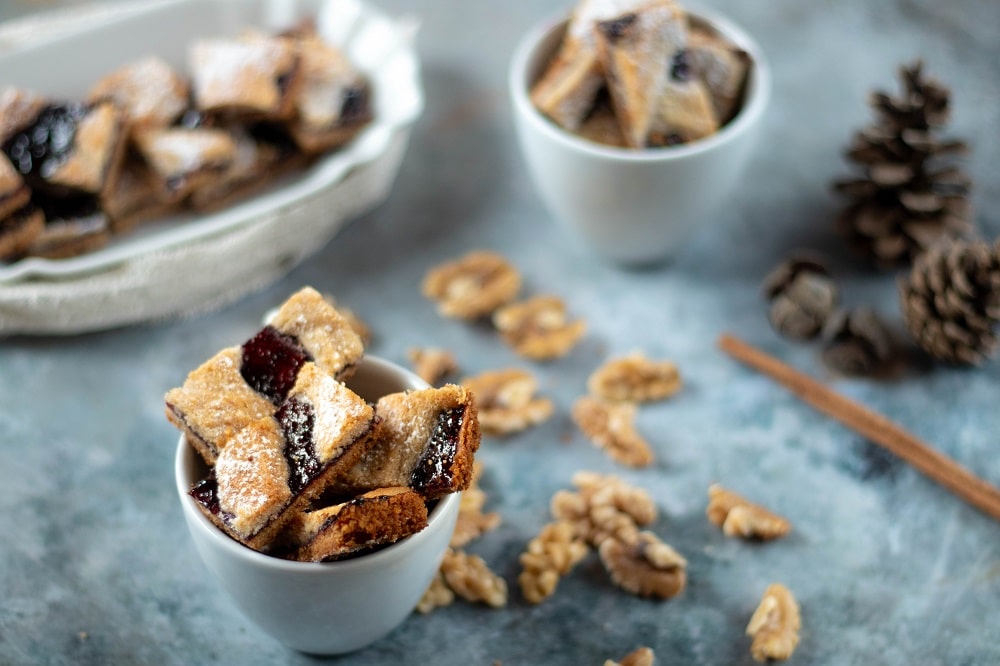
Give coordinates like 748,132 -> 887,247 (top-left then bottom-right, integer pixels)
1,0 -> 998,664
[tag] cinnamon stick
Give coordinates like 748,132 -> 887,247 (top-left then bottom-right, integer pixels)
718,333 -> 1000,523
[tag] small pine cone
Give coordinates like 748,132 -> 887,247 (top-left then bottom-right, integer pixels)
899,239 -> 1000,365
834,61 -> 973,267
821,307 -> 895,375
762,256 -> 839,340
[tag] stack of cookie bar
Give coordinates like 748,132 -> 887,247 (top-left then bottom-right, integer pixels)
0,22 -> 371,262
531,0 -> 750,149
164,287 -> 481,561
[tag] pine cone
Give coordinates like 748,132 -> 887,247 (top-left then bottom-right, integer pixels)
821,307 -> 894,376
762,256 -> 838,340
834,61 -> 973,267
899,239 -> 1000,365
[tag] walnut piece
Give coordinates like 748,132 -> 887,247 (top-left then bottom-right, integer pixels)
572,396 -> 654,467
462,368 -> 554,435
599,531 -> 687,599
605,646 -> 656,666
588,352 -> 682,403
551,472 -> 657,546
416,570 -> 454,614
451,461 -> 501,548
408,347 -> 458,386
746,583 -> 801,662
518,521 -> 589,604
422,250 -> 522,320
440,548 -> 508,608
492,295 -> 586,361
707,484 -> 791,541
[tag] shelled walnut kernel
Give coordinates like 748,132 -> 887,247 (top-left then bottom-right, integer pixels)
551,472 -> 657,546
492,295 -> 586,361
440,549 -> 508,608
572,396 -> 654,467
587,352 -> 682,403
451,461 -> 501,548
416,570 -> 454,614
707,484 -> 791,541
746,583 -> 801,662
461,368 -> 554,435
598,531 -> 687,599
518,521 -> 589,604
422,250 -> 522,320
408,347 -> 458,386
605,646 -> 656,666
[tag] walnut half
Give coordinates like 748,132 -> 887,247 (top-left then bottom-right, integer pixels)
587,352 -> 682,403
440,548 -> 508,608
572,396 -> 654,467
746,583 -> 801,662
492,295 -> 586,361
598,531 -> 687,599
462,368 -> 554,436
450,461 -> 501,548
518,520 -> 589,604
706,484 -> 791,541
422,250 -> 522,320
408,347 -> 458,386
550,472 -> 657,546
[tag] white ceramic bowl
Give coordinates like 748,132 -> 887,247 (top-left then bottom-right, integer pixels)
175,356 -> 460,655
509,7 -> 771,266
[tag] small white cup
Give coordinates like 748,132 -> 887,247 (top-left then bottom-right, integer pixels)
509,7 -> 771,266
175,356 -> 460,655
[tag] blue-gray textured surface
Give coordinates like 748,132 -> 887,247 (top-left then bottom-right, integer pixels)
1,0 -> 999,664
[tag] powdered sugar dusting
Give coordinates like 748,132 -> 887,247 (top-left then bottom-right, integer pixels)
190,37 -> 289,112
91,56 -> 187,126
136,128 -> 234,177
569,0 -> 652,44
292,363 -> 372,460
215,418 -> 292,537
165,347 -> 273,448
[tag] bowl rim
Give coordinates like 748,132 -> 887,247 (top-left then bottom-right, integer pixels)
174,354 -> 461,575
508,4 -> 771,162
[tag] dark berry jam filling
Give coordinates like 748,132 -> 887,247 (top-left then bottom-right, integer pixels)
189,475 -> 221,513
248,121 -> 299,157
599,14 -> 637,41
240,326 -> 311,403
2,103 -> 87,190
670,50 -> 691,82
32,191 -> 99,223
340,86 -> 370,124
410,407 -> 463,495
276,396 -> 320,495
190,474 -> 236,525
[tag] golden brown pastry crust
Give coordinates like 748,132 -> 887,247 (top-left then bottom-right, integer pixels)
165,347 -> 277,466
88,56 -> 189,129
0,205 -> 44,260
190,34 -> 301,120
593,3 -> 686,148
197,364 -> 376,550
286,487 -> 429,562
333,384 -> 480,499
